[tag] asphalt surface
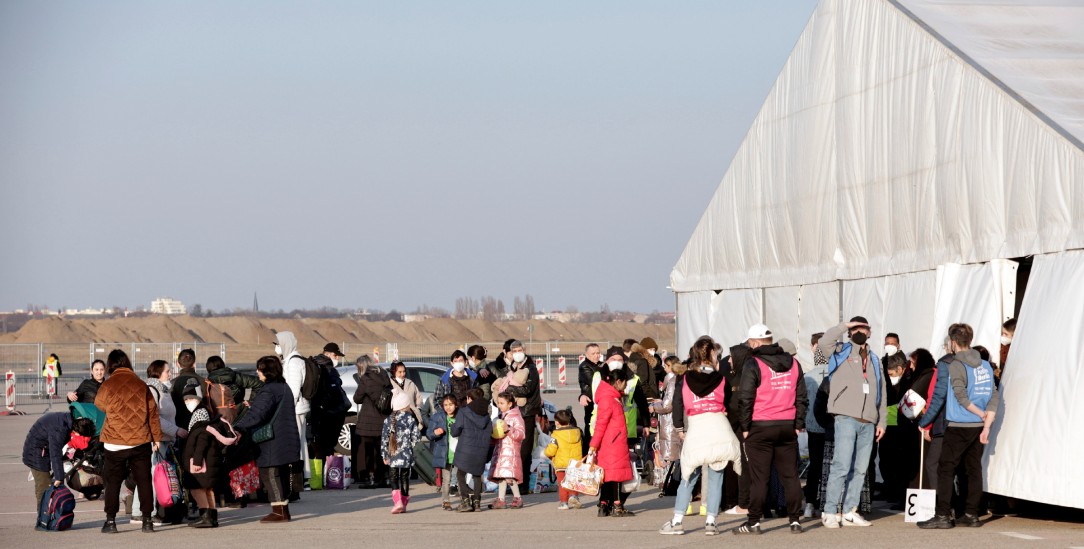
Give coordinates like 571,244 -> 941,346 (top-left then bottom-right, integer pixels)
3,390 -> 1083,548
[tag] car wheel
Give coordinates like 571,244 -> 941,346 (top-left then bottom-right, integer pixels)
336,413 -> 358,454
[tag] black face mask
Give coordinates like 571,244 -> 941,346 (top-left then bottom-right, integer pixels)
851,332 -> 868,346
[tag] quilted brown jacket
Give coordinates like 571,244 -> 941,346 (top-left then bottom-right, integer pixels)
95,367 -> 163,446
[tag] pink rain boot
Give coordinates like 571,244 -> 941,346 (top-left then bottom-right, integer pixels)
390,490 -> 404,514
401,495 -> 410,513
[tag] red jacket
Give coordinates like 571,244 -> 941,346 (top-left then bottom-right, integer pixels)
590,381 -> 632,483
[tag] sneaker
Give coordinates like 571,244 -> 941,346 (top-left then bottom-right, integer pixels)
611,504 -> 635,517
802,502 -> 814,518
659,521 -> 685,535
842,511 -> 871,527
956,513 -> 982,528
597,503 -> 612,517
303,480 -> 312,492
822,513 -> 841,529
724,506 -> 748,515
705,522 -> 719,536
790,521 -> 803,534
568,496 -> 582,509
488,499 -> 506,510
101,519 -> 118,534
557,502 -> 570,510
509,497 -> 523,509
732,521 -> 761,535
917,514 -> 955,529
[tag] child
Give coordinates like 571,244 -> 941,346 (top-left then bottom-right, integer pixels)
545,408 -> 584,509
429,395 -> 460,510
488,390 -> 525,509
180,384 -> 238,528
381,387 -> 421,514
451,388 -> 492,512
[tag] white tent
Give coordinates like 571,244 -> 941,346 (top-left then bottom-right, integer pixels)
671,0 -> 1084,509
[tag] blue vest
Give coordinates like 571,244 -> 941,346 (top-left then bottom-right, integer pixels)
827,342 -> 882,406
946,360 -> 994,423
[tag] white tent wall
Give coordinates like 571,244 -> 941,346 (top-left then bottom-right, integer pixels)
797,282 -> 840,368
708,289 -> 763,351
986,251 -> 1084,509
764,286 -> 801,350
676,291 -> 713,360
881,270 -> 937,357
930,260 -> 1017,355
842,278 -> 887,355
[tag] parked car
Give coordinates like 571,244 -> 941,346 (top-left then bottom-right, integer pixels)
334,361 -> 447,454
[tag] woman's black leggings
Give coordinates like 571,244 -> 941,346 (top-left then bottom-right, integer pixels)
600,481 -> 631,506
456,469 -> 484,498
389,467 -> 411,496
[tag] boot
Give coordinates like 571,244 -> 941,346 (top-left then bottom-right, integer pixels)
101,518 -> 118,534
259,504 -> 288,523
282,504 -> 291,521
390,490 -> 404,514
472,495 -> 482,512
209,509 -> 219,527
456,494 -> 474,512
188,509 -> 209,528
141,516 -> 155,533
401,494 -> 411,513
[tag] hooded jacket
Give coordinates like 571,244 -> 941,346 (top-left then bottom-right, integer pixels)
434,367 -> 477,406
450,399 -> 492,476
277,331 -> 310,414
628,344 -> 660,400
671,365 -> 724,431
723,343 -> 753,427
22,412 -> 74,481
737,344 -> 808,432
921,349 -> 1000,428
505,357 -> 542,418
171,367 -> 204,430
589,381 -> 633,483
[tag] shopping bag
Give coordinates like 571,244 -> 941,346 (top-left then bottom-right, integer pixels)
152,450 -> 182,507
905,430 -> 936,523
899,389 -> 927,420
229,461 -> 260,498
561,456 -> 604,497
309,458 -> 324,490
325,454 -> 347,490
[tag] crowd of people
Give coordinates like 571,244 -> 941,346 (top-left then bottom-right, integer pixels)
22,318 -> 1014,535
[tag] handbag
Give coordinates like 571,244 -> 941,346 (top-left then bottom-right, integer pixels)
561,455 -> 604,497
152,449 -> 182,507
251,397 -> 284,444
228,461 -> 260,498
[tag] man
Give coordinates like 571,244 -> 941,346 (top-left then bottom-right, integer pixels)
918,323 -> 999,529
820,316 -> 887,528
502,340 -> 541,493
578,343 -> 602,447
721,336 -> 754,515
310,343 -> 349,467
275,331 -> 311,488
95,349 -> 163,534
884,333 -> 901,358
733,327 -> 808,535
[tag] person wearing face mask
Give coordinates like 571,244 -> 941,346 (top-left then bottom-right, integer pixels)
435,350 -> 477,408
997,318 -> 1016,383
466,345 -> 494,402
882,333 -> 902,365
273,331 -> 312,491
819,316 -> 887,529
494,340 -> 542,494
629,338 -> 660,400
23,410 -> 97,512
309,343 -> 350,473
170,348 -> 203,438
877,352 -> 917,510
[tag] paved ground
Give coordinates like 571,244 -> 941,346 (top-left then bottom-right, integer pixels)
3,390 -> 1083,548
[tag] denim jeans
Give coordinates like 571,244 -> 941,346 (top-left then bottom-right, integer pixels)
824,416 -> 875,515
672,465 -> 724,519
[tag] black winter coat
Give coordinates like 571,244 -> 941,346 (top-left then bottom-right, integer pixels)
233,382 -> 299,468
578,359 -> 599,399
450,401 -> 492,476
506,358 -> 543,418
354,368 -> 392,438
70,378 -> 101,404
311,355 -> 349,420
181,413 -> 232,489
171,368 -> 205,430
737,344 -> 808,432
22,412 -> 73,481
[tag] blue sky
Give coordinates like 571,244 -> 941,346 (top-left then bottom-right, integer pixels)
0,1 -> 817,313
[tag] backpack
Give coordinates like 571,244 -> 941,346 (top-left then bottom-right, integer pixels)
36,485 -> 76,531
204,379 -> 237,422
315,365 -> 349,415
298,356 -> 321,401
375,383 -> 393,415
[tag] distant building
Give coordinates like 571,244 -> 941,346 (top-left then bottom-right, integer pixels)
402,314 -> 432,323
150,297 -> 187,315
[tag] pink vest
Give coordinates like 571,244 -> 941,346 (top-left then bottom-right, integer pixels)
752,357 -> 799,422
681,377 -> 726,417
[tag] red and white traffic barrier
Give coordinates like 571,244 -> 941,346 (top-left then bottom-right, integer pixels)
535,357 -> 545,386
558,357 -> 567,385
5,371 -> 15,413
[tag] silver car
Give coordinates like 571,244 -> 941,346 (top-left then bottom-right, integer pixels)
334,361 -> 448,453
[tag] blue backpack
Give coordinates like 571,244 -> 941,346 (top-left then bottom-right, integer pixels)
827,342 -> 883,406
36,485 -> 76,531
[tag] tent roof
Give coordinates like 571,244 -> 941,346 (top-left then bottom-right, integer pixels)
670,0 -> 1084,293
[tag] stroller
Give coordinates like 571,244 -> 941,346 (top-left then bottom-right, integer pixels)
66,402 -> 106,500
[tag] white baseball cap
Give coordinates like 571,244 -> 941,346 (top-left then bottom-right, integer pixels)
747,324 -> 773,340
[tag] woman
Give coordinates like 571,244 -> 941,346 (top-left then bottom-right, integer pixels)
180,384 -> 236,528
652,356 -> 684,468
233,356 -> 300,523
906,348 -> 938,489
587,347 -> 634,518
382,361 -> 422,513
353,355 -> 391,488
434,350 -> 477,407
659,337 -> 740,536
467,345 -> 494,402
68,359 -> 106,404
879,351 -> 918,508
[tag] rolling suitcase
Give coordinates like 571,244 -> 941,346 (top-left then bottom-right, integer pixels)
412,440 -> 437,486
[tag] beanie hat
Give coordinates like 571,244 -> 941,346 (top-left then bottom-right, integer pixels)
182,381 -> 202,400
640,337 -> 658,351
605,346 -> 625,361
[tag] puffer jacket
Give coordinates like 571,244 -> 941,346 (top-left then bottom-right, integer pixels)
505,358 -> 542,418
544,425 -> 584,470
450,399 -> 492,476
95,368 -> 162,446
489,406 -> 525,483
234,382 -> 300,467
653,365 -> 685,462
22,411 -> 73,481
590,381 -> 632,483
427,409 -> 456,468
70,378 -> 102,404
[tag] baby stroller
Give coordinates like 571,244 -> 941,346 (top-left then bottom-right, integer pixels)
66,402 -> 106,500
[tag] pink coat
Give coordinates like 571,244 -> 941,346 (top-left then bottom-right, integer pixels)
489,406 -> 525,483
591,381 -> 633,483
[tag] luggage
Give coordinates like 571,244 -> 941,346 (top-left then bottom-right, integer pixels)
412,440 -> 437,485
561,456 -> 604,496
36,485 -> 76,531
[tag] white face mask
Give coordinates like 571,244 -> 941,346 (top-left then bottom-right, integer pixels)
186,401 -> 198,412
648,350 -> 656,357
1000,335 -> 1012,346
452,361 -> 465,372
331,358 -> 339,368
884,345 -> 899,356
889,375 -> 902,386
512,352 -> 526,364
274,345 -> 282,356
607,360 -> 623,371
468,359 -> 477,368
702,366 -> 715,374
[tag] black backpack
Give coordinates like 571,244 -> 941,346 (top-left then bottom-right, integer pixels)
298,356 -> 321,401
316,365 -> 349,415
374,382 -> 393,415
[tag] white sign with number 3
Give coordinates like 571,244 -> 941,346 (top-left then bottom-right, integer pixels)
904,488 -> 936,523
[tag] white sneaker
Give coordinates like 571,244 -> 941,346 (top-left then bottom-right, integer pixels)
802,503 -> 814,518
822,513 -> 841,529
724,506 -> 748,515
842,511 -> 871,527
568,496 -> 582,509
659,521 -> 685,535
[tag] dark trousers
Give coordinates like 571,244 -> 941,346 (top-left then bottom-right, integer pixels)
936,427 -> 984,516
736,427 -> 751,508
804,432 -> 825,508
582,402 -> 594,454
260,463 -> 294,504
599,481 -> 630,506
355,435 -> 386,482
311,413 -> 345,460
103,443 -> 153,519
456,469 -> 484,499
745,424 -> 803,524
519,414 -> 536,489
879,422 -> 919,502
